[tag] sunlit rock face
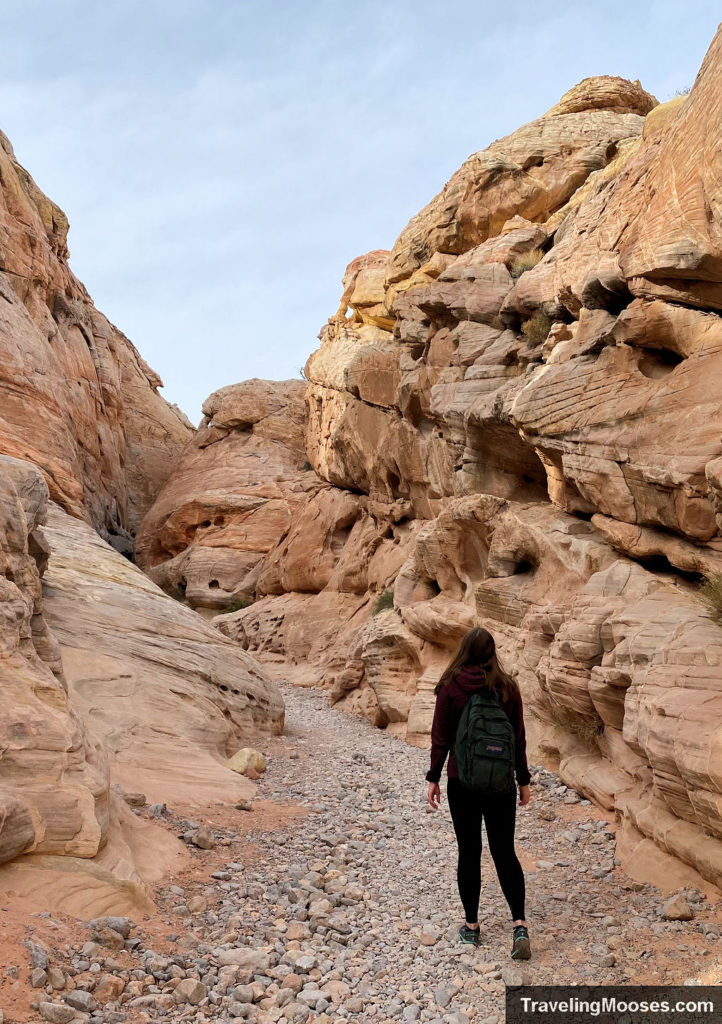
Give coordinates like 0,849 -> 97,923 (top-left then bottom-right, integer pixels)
0,129 -> 192,545
0,131 -> 285,906
0,453 -> 284,910
0,455 -> 109,866
43,502 -> 284,806
139,36 -> 722,891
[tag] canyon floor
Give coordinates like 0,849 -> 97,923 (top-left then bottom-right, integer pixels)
3,678 -> 722,1024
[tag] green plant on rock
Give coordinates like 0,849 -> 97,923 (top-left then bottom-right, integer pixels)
510,248 -> 544,279
699,573 -> 722,622
372,589 -> 395,615
222,596 -> 253,614
521,311 -> 552,346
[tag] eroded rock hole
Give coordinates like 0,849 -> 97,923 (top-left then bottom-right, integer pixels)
514,558 -> 537,575
637,347 -> 684,379
386,469 -> 405,499
637,553 -> 703,583
209,579 -> 220,589
330,522 -> 354,556
463,423 -> 548,503
582,279 -> 633,315
406,342 -> 426,362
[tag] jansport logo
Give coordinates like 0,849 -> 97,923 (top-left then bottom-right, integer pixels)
485,743 -> 503,754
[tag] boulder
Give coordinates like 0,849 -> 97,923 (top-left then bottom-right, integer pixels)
228,748 -> 267,776
661,894 -> 694,921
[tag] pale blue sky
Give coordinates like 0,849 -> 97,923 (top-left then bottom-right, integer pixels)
0,1 -> 718,422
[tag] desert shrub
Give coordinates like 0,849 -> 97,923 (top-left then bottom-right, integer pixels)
372,589 -> 395,615
546,701 -> 603,749
672,86 -> 691,97
222,596 -> 253,614
521,311 -> 552,346
510,248 -> 544,279
700,573 -> 722,622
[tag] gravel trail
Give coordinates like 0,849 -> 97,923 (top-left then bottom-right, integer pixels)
19,679 -> 722,1024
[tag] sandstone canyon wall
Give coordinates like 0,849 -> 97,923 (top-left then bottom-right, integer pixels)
0,456 -> 108,867
0,129 -> 193,545
138,30 -> 722,891
0,450 -> 284,915
0,137 -> 285,912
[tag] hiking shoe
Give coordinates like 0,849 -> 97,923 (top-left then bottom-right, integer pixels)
511,924 -> 531,960
459,924 -> 481,946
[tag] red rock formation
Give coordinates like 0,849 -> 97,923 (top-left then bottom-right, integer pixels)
0,130 -> 192,543
0,453 -> 284,910
0,456 -> 109,866
138,41 -> 722,892
135,379 -> 318,608
0,133 -> 284,908
385,76 -> 656,289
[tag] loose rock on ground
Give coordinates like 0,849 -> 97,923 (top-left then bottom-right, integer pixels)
14,680 -> 722,1024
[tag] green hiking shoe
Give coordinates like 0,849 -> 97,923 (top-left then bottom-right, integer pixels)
511,924 -> 531,960
459,924 -> 481,946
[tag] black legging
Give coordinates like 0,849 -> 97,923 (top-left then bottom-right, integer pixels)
447,776 -> 525,922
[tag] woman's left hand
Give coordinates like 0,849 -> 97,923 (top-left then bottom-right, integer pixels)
519,784 -> 531,807
427,782 -> 441,810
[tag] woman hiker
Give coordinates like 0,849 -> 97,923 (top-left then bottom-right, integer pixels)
426,627 -> 532,960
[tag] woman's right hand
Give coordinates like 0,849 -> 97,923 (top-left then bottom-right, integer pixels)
427,782 -> 441,810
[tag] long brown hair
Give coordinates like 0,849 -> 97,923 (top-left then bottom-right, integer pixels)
434,626 -> 518,701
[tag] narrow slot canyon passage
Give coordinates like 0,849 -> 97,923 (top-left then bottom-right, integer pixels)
19,679 -> 719,1024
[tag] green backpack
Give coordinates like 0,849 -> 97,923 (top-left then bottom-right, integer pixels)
455,688 -> 516,794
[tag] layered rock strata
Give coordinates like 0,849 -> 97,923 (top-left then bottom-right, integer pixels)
0,455 -> 108,866
44,502 -> 284,805
0,133 -> 285,905
139,39 -> 722,889
0,453 -> 284,910
0,129 -> 192,544
135,379 -> 317,609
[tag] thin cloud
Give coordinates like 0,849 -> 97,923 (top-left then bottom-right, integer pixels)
0,0 -> 717,421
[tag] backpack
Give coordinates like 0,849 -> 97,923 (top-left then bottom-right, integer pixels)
455,688 -> 516,794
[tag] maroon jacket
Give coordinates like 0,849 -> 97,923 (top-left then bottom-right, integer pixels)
425,664 -> 531,787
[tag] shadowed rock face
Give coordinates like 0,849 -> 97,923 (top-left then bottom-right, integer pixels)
0,130 -> 192,543
139,41 -> 722,891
